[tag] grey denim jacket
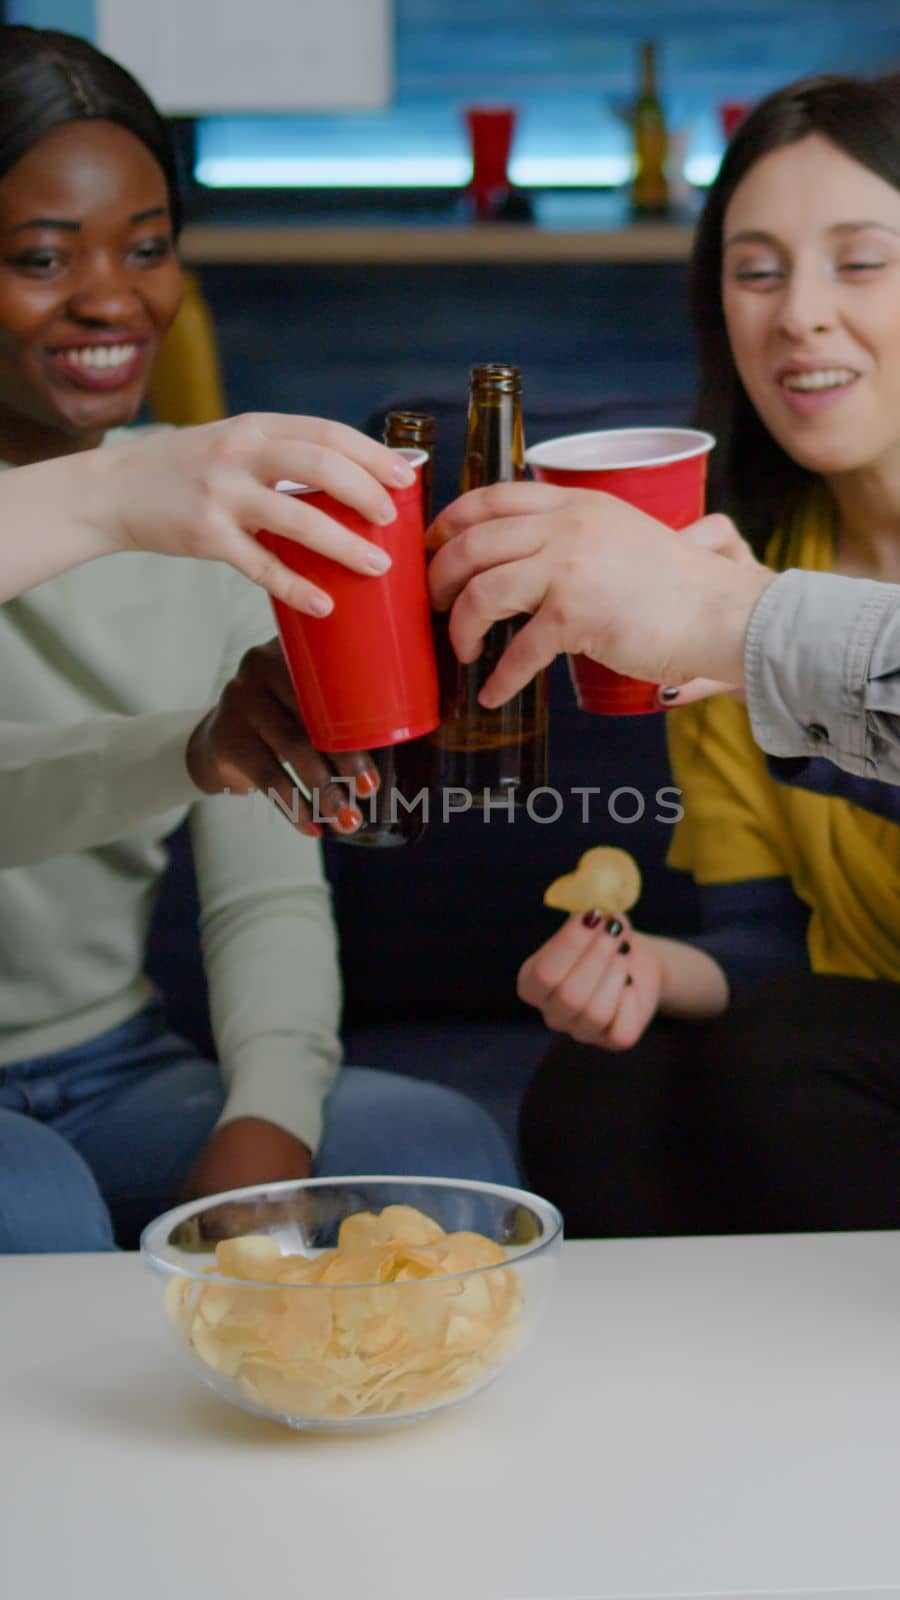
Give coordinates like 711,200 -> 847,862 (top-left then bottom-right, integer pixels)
745,569 -> 900,784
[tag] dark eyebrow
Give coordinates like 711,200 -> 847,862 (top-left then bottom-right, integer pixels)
724,220 -> 900,250
5,205 -> 169,238
130,206 -> 169,225
723,228 -> 777,251
829,220 -> 900,239
7,217 -> 81,236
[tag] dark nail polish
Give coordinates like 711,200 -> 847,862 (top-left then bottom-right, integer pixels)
606,918 -> 623,937
618,940 -> 631,955
582,910 -> 603,929
625,975 -> 634,987
659,686 -> 680,703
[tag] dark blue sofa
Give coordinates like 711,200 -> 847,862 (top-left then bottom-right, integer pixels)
147,393 -> 700,1152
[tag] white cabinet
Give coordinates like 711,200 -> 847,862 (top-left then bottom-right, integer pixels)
96,0 -> 393,114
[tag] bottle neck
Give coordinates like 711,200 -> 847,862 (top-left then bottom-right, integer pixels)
383,413 -> 435,522
461,387 -> 525,491
639,44 -> 658,100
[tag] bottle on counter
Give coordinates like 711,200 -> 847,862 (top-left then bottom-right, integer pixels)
332,411 -> 438,847
631,41 -> 669,216
432,364 -> 548,806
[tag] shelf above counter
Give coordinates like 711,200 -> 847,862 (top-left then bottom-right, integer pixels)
178,191 -> 699,266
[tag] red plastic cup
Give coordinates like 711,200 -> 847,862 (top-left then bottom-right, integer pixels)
257,450 -> 439,751
465,106 -> 517,219
719,101 -> 750,140
525,427 -> 715,715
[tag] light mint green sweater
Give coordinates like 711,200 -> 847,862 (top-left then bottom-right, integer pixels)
0,441 -> 341,1151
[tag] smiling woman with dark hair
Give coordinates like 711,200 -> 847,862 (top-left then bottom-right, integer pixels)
0,25 -> 182,229
692,72 -> 900,555
0,25 -> 517,1255
503,73 -> 900,1238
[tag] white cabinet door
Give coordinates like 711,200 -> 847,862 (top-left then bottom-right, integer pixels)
96,0 -> 393,114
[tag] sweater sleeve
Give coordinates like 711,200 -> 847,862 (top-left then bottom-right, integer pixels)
189,790 -> 342,1152
682,877 -> 810,997
0,709 -> 202,867
665,693 -> 811,995
666,695 -> 792,884
189,569 -> 342,1152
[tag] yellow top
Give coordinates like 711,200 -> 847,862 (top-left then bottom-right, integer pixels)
666,490 -> 900,980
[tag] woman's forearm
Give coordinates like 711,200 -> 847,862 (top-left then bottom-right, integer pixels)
649,934 -> 730,1021
0,454 -> 115,601
0,417 -> 412,606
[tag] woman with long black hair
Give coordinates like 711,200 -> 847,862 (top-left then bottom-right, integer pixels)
0,25 -> 517,1253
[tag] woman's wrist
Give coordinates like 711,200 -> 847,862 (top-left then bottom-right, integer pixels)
651,934 -> 730,1020
68,446 -> 130,563
670,558 -> 775,690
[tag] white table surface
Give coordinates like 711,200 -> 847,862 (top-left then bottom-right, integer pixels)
2,1234 -> 900,1600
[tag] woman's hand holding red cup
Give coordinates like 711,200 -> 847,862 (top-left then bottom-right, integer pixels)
186,639 -> 378,838
105,413 -> 416,615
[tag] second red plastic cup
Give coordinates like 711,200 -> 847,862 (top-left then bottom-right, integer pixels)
465,106 -> 517,219
525,427 -> 715,714
257,450 -> 439,751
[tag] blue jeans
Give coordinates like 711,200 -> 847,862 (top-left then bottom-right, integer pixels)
0,1005 -> 518,1253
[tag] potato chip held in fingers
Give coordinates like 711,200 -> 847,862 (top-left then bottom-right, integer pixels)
544,845 -> 642,917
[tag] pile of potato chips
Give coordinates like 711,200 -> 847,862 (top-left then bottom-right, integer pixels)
165,1204 -> 522,1421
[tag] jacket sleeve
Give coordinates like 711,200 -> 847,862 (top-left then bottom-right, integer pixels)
744,568 -> 900,783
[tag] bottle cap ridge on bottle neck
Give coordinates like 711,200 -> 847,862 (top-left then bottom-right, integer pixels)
470,363 -> 522,396
383,411 -> 437,451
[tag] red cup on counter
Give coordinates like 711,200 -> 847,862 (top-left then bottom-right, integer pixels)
465,106 -> 517,219
257,449 -> 439,751
719,101 -> 751,140
525,427 -> 715,715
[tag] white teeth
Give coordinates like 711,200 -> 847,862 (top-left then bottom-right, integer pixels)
781,368 -> 856,392
59,344 -> 137,371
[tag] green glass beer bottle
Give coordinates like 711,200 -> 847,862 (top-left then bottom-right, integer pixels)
632,41 -> 669,216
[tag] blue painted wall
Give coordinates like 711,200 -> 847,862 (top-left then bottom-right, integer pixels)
397,0 -> 897,101
6,0 -> 897,185
7,1 -> 896,97
7,0 -> 94,31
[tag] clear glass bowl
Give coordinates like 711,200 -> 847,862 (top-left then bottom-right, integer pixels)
141,1175 -> 563,1432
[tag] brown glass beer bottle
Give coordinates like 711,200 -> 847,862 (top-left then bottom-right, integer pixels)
332,411 -> 437,847
432,364 -> 548,805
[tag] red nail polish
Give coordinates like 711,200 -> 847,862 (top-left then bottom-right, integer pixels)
337,804 -> 363,831
356,769 -> 379,797
582,910 -> 603,929
302,822 -> 323,838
